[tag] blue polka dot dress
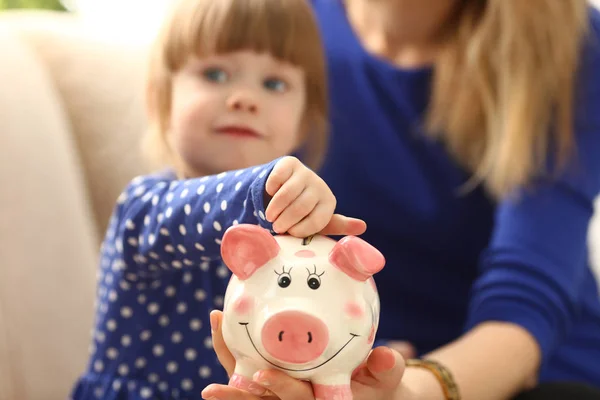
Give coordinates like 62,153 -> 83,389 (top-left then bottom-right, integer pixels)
71,159 -> 278,400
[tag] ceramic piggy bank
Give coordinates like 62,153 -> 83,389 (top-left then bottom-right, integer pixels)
220,224 -> 385,400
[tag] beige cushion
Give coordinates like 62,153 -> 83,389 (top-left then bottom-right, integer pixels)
0,26 -> 97,400
1,10 -> 152,239
0,10 -> 152,400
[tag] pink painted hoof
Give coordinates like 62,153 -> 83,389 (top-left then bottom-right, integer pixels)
313,383 -> 352,400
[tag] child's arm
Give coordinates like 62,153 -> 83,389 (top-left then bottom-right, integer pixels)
103,159 -> 279,275
102,156 -> 366,276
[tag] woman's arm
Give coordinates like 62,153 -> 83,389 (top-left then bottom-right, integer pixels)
397,322 -> 540,400
105,156 -> 367,278
398,155 -> 599,400
398,20 -> 600,399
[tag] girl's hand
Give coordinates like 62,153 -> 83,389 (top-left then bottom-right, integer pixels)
202,310 -> 406,400
265,156 -> 366,237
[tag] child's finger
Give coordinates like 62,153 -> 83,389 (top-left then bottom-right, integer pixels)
272,188 -> 319,234
286,200 -> 333,237
210,310 -> 236,377
265,174 -> 306,223
265,157 -> 299,197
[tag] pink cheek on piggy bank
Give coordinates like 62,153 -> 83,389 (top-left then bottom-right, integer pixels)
344,301 -> 364,319
367,325 -> 375,344
232,295 -> 254,316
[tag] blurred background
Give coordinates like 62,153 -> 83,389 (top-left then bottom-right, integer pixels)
0,0 -> 65,10
3,0 -> 600,44
1,2 -> 600,400
0,0 -> 172,43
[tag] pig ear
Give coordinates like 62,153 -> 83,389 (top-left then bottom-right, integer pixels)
221,224 -> 280,280
329,236 -> 385,281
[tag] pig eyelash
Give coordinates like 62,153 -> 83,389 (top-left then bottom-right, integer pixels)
274,265 -> 293,276
305,264 -> 324,277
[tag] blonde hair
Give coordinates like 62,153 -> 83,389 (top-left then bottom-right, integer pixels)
144,0 -> 328,172
427,0 -> 590,198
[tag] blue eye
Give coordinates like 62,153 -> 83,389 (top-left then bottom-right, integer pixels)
203,67 -> 228,83
264,78 -> 287,92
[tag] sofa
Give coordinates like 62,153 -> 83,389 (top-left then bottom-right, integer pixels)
0,10 -> 151,400
1,8 -> 600,400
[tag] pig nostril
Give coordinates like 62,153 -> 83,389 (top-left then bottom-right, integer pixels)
276,330 -> 314,343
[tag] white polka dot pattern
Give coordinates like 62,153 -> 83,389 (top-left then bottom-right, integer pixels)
73,160 -> 280,399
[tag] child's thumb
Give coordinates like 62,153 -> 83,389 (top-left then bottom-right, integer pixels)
320,214 -> 367,236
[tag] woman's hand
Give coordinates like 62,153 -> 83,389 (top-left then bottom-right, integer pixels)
202,310 -> 406,400
387,341 -> 417,360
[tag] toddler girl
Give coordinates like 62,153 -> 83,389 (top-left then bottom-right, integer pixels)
71,0 -> 365,398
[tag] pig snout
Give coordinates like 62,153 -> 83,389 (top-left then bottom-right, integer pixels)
261,311 -> 328,364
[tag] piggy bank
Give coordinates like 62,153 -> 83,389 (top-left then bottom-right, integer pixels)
220,224 -> 385,400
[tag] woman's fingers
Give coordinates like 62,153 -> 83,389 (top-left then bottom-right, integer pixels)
202,347 -> 404,400
201,368 -> 313,400
352,346 -> 405,390
210,310 -> 236,377
201,383 -> 277,400
387,340 -> 417,360
252,369 -> 315,400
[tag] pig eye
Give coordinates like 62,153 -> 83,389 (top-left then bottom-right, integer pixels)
278,274 -> 292,288
306,265 -> 324,290
275,266 -> 292,288
307,276 -> 321,290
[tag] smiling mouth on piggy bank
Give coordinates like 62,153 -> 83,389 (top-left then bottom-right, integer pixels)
239,322 -> 359,372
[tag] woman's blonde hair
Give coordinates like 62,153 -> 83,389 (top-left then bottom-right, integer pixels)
144,0 -> 328,172
427,0 -> 590,198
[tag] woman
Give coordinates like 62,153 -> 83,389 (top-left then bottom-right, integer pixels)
202,0 -> 600,399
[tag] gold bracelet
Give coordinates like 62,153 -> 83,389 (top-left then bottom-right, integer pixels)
406,358 -> 461,400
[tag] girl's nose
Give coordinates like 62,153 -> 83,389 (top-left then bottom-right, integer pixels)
227,92 -> 258,114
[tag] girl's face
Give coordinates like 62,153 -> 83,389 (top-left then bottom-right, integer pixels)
169,50 -> 307,177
